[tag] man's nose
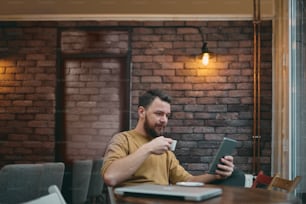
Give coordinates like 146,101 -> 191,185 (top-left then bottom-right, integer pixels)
160,114 -> 168,123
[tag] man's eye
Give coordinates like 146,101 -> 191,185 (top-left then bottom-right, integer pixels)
156,112 -> 164,116
155,112 -> 171,119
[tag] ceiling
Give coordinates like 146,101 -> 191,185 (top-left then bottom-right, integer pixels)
0,0 -> 274,21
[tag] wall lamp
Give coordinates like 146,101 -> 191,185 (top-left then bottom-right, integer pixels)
197,26 -> 211,66
201,42 -> 210,66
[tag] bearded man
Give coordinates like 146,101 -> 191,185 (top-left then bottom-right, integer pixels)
101,89 -> 244,187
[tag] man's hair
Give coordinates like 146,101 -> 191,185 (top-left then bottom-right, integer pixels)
138,89 -> 172,109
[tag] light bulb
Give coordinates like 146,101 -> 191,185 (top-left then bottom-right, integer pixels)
202,52 -> 209,66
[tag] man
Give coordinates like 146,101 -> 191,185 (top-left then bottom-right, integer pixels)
102,89 -> 243,187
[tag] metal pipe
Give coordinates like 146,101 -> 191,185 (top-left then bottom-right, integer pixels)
252,0 -> 258,175
257,0 -> 261,172
252,0 -> 262,174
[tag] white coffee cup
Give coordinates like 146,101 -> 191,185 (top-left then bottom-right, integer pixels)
170,140 -> 177,151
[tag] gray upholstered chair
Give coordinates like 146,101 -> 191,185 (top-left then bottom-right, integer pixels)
0,163 -> 43,204
39,162 -> 65,196
71,160 -> 93,204
87,159 -> 105,204
0,162 -> 65,204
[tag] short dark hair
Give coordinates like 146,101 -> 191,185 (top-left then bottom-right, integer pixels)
138,89 -> 172,109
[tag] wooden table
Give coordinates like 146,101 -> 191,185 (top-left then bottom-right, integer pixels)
115,185 -> 301,204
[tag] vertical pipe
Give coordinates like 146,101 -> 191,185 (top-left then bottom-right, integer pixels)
252,0 -> 262,174
252,0 -> 258,174
257,0 -> 261,172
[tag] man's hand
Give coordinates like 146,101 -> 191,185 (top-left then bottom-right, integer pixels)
214,156 -> 234,179
143,136 -> 173,155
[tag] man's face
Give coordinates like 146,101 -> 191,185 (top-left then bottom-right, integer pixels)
142,97 -> 171,138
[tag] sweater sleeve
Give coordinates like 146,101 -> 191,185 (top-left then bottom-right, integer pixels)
101,132 -> 129,176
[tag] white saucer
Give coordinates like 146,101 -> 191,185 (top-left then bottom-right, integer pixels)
176,182 -> 204,187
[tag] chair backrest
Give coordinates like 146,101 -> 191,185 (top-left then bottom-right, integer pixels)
87,159 -> 104,200
71,160 -> 93,204
0,163 -> 44,204
39,162 -> 65,196
251,170 -> 273,189
0,163 -> 65,204
267,173 -> 302,193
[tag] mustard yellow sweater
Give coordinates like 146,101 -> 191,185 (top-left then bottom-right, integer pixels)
102,130 -> 191,186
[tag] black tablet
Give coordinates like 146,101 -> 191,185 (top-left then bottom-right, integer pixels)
208,137 -> 238,174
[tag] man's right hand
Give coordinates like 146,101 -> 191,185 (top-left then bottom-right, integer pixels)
143,136 -> 173,155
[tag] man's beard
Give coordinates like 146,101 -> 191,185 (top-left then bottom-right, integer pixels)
144,116 -> 160,138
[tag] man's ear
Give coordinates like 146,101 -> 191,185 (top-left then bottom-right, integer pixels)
138,106 -> 145,118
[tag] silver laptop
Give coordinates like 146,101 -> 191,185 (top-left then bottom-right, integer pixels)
114,183 -> 222,201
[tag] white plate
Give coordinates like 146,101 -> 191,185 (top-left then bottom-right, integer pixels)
176,182 -> 204,187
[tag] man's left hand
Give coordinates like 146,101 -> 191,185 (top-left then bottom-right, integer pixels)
214,155 -> 234,179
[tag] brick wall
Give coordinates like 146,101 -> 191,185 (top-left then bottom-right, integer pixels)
0,23 -> 57,165
0,21 -> 272,174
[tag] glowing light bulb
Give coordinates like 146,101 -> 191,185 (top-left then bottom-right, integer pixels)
202,52 -> 209,66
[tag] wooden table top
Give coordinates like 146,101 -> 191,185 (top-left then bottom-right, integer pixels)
115,185 -> 301,204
